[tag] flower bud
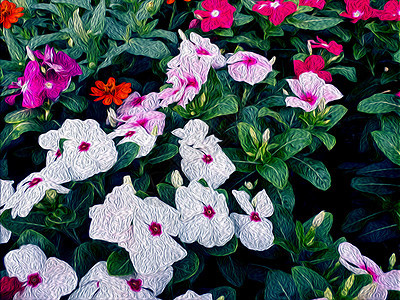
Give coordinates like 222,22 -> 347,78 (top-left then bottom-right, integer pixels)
323,287 -> 333,300
171,170 -> 183,188
357,283 -> 377,300
106,108 -> 117,127
88,62 -> 97,69
384,67 -> 389,72
178,29 -> 187,41
312,210 -> 325,228
68,38 -> 74,47
389,253 -> 396,269
307,40 -> 313,55
244,181 -> 254,190
194,13 -> 203,20
146,1 -> 154,12
269,56 -> 276,65
317,98 -> 326,113
262,128 -> 270,145
341,274 -> 354,296
282,88 -> 289,96
45,189 -> 58,202
123,175 -> 135,192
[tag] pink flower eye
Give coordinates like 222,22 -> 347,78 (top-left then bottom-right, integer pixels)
250,212 -> 261,222
203,205 -> 216,219
149,222 -> 162,236
78,141 -> 91,152
28,178 -> 42,188
127,278 -> 142,292
27,273 -> 42,288
125,131 -> 136,137
202,154 -> 213,164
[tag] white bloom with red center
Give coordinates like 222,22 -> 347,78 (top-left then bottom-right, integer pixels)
338,242 -> 400,299
125,196 -> 187,274
172,119 -> 209,146
4,244 -> 77,300
0,180 -> 14,243
175,181 -> 234,248
174,290 -> 213,300
285,71 -> 343,112
0,172 -> 70,218
230,190 -> 274,251
108,125 -> 157,158
39,119 -> 118,183
226,51 -> 273,85
69,261 -> 172,300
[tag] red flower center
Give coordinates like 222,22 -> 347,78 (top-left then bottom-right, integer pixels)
243,56 -> 257,67
202,154 -> 213,164
78,141 -> 91,152
203,205 -> 216,219
250,212 -> 261,222
27,273 -> 42,288
131,96 -> 145,107
55,149 -> 62,158
300,92 -> 317,104
125,131 -> 136,137
127,278 -> 142,292
360,265 -> 379,282
186,77 -> 198,88
149,222 -> 162,236
0,276 -> 25,300
136,119 -> 148,127
28,177 -> 42,188
196,47 -> 211,56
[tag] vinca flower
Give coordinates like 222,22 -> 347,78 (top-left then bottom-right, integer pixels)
340,0 -> 376,23
226,51 -> 273,85
194,0 -> 236,32
3,244 -> 77,300
308,36 -> 343,56
252,0 -> 297,26
230,190 -> 274,251
285,71 -> 343,112
0,0 -> 24,29
175,181 -> 234,248
69,262 -> 172,300
338,242 -> 400,299
299,0 -> 325,9
293,55 -> 332,83
0,180 -> 14,243
376,0 -> 400,21
174,290 -> 213,299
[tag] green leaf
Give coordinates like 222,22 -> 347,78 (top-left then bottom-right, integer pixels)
338,274 -> 372,297
109,142 -> 140,173
0,210 -> 47,235
265,182 -> 295,212
258,107 -> 288,127
0,121 -> 42,153
353,43 -> 367,60
59,94 -> 89,113
322,105 -> 348,130
51,0 -> 92,10
146,144 -> 178,164
172,250 -> 199,283
303,212 -> 333,244
142,30 -> 178,44
287,156 -> 331,191
90,0 -> 106,35
204,236 -> 238,256
264,270 -> 300,300
237,122 -> 261,157
234,13 -> 254,26
356,160 -> 400,178
156,183 -> 176,208
133,173 -> 150,192
107,249 -> 135,276
223,148 -> 258,172
327,66 -> 357,82
4,109 -> 41,124
65,183 -> 94,228
16,229 -> 59,257
372,131 -> 400,166
270,204 -> 296,249
217,256 -> 246,287
287,14 -> 342,30
202,94 -> 239,120
28,32 -> 69,49
351,177 -> 400,195
342,208 -> 378,233
3,28 -> 25,61
73,241 -> 110,279
292,266 -> 331,300
311,131 -> 336,151
127,38 -> 170,59
358,94 -> 400,114
211,286 -> 236,300
257,158 -> 289,189
271,129 -> 312,161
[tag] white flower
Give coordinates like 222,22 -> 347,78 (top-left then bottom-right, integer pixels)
0,179 -> 14,243
69,261 -> 172,300
39,119 -> 118,183
0,172 -> 70,218
174,290 -> 213,300
4,244 -> 77,300
108,125 -> 157,158
175,181 -> 234,248
230,190 -> 274,251
172,120 -> 235,189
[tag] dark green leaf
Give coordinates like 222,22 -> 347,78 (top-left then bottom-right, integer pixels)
287,14 -> 342,30
211,286 -> 236,300
234,13 -> 254,26
146,144 -> 178,164
204,236 -> 238,256
351,177 -> 400,195
73,241 -> 110,279
127,38 -> 170,59
257,158 -> 288,189
15,229 -> 58,257
156,183 -> 176,208
327,66 -> 357,82
292,266 -> 331,300
311,131 -> 336,151
270,129 -> 312,161
372,131 -> 400,166
223,148 -> 258,172
0,121 -> 42,153
107,249 -> 135,276
90,0 -> 106,35
4,109 -> 41,124
237,122 -> 261,157
59,94 -> 88,113
322,105 -> 347,130
172,250 -> 199,283
0,211 -> 47,236
264,270 -> 300,300
51,0 -> 92,10
202,94 -> 239,120
265,182 -> 295,212
217,256 -> 246,287
109,142 -> 140,173
358,94 -> 400,114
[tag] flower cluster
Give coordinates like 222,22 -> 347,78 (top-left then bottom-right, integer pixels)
193,0 -> 236,32
340,0 -> 400,22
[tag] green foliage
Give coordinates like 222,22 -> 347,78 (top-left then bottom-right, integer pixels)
109,142 -> 140,173
292,266 -> 331,300
172,250 -> 199,283
107,248 -> 135,276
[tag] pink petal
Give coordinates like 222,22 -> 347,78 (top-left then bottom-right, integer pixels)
286,78 -> 303,98
285,96 -> 314,112
322,84 -> 343,103
377,270 -> 400,291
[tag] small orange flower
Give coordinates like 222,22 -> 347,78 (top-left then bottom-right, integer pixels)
167,0 -> 191,4
90,77 -> 131,105
0,0 -> 24,29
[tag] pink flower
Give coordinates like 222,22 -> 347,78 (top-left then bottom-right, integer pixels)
286,71 -> 343,112
396,91 -> 400,97
226,51 -> 273,85
252,0 -> 297,26
309,36 -> 343,56
116,92 -> 160,121
293,55 -> 332,83
299,0 -> 325,9
194,0 -> 236,32
376,0 -> 400,21
338,242 -> 400,299
122,110 -> 166,136
340,0 -> 376,23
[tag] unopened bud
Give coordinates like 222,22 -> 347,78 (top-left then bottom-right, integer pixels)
194,13 -> 203,20
244,181 -> 254,190
389,253 -> 396,269
282,88 -> 289,96
307,40 -> 313,55
171,170 -> 183,188
341,274 -> 354,297
46,189 -> 58,201
317,98 -> 326,112
262,129 -> 270,145
216,297 -> 225,300
151,125 -> 158,136
146,1 -> 154,11
41,66 -> 46,74
357,283 -> 377,300
178,29 -> 187,41
269,56 -> 276,65
249,127 -> 259,146
123,176 -> 135,192
384,67 -> 389,72
68,38 -> 74,47
312,210 -> 325,228
198,93 -> 206,107
323,287 -> 333,300
88,62 -> 96,69
106,108 -> 117,127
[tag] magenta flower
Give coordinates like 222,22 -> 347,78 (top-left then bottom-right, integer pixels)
43,70 -> 71,101
293,55 -> 332,83
226,51 -> 273,85
376,0 -> 400,21
308,36 -> 343,56
286,72 -> 343,112
5,61 -> 45,108
340,0 -> 376,23
194,0 -> 236,32
122,110 -> 166,136
299,0 -> 325,9
252,0 -> 297,26
339,242 -> 400,299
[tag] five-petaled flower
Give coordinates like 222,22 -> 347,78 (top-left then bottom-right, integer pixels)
376,0 -> 400,21
308,36 -> 343,56
293,55 -> 332,83
286,71 -> 343,112
230,189 -> 275,251
3,244 -> 77,300
0,0 -> 24,29
194,0 -> 236,32
252,0 -> 297,26
338,242 -> 400,299
91,77 -> 132,105
340,0 -> 376,23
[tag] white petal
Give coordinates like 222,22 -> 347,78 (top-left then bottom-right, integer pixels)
38,130 -> 60,150
254,189 -> 274,218
0,179 -> 14,206
0,224 -> 12,244
172,119 -> 209,146
377,270 -> 400,291
138,266 -> 173,296
230,213 -> 251,236
322,84 -> 343,103
174,290 -> 213,300
239,219 -> 274,251
232,190 -> 253,215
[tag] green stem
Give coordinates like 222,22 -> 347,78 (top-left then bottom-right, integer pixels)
168,2 -> 177,30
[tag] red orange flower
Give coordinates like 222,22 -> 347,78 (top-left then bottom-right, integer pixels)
0,0 -> 24,29
90,77 -> 131,105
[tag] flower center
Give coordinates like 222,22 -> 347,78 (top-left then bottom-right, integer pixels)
45,82 -> 53,89
211,10 -> 220,17
136,118 -> 148,127
360,265 -> 379,282
125,131 -> 136,137
149,222 -> 162,236
196,47 -> 211,56
244,56 -> 257,67
250,212 -> 261,222
203,205 -> 216,219
127,278 -> 142,292
300,92 -> 317,104
27,273 -> 42,288
353,11 -> 362,18
78,141 -> 91,152
131,96 -> 145,107
55,149 -> 62,158
186,77 -> 198,88
270,1 -> 280,8
28,177 -> 42,188
202,154 -> 213,164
